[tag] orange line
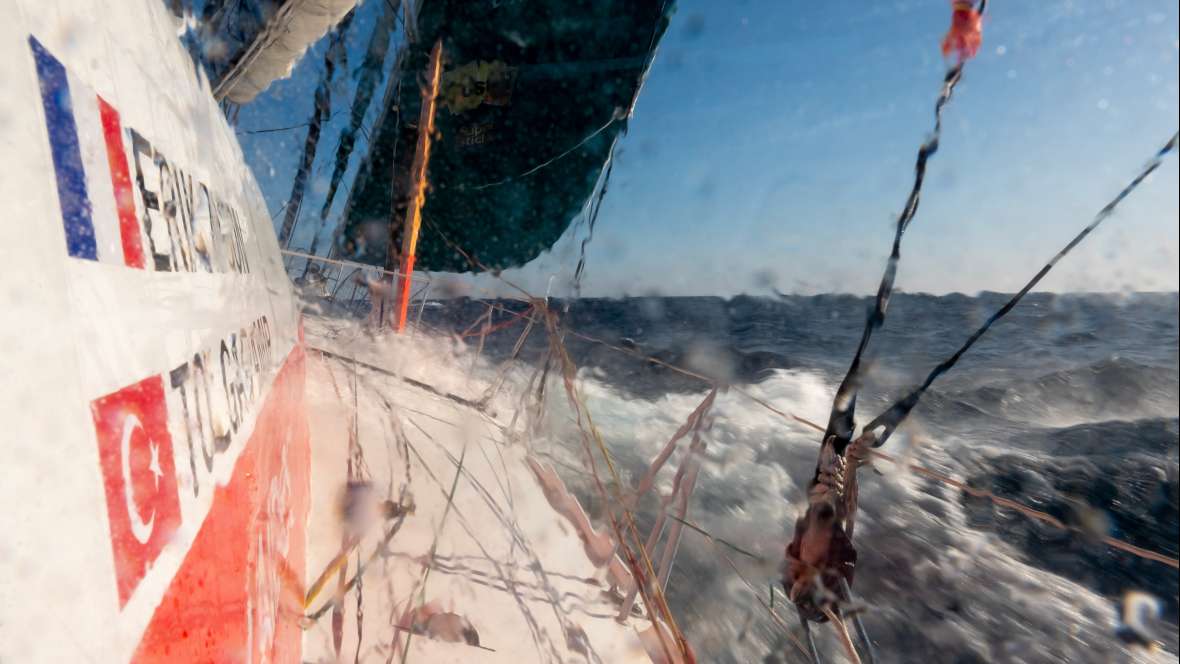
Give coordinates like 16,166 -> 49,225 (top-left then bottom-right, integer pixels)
869,448 -> 1179,569
395,39 -> 444,332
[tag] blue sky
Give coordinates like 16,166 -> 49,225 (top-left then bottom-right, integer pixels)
239,0 -> 1179,297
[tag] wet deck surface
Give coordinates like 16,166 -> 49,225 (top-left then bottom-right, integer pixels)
301,322 -> 656,663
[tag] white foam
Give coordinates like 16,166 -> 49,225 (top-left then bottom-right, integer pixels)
303,312 -> 1171,662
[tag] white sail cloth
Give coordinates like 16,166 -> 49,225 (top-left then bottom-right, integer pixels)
215,0 -> 359,103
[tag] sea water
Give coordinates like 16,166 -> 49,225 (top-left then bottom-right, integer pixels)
417,291 -> 1178,663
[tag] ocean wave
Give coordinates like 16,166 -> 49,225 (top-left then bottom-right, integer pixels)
511,365 -> 1177,662
950,358 -> 1179,427
405,294 -> 1180,660
959,417 -> 1179,623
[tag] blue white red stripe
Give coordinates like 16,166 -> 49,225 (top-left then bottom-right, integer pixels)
30,36 -> 145,268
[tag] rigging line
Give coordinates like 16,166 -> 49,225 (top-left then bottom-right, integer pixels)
824,58 -> 972,451
459,305 -> 534,338
236,110 -> 345,135
479,310 -> 539,406
310,345 -> 489,414
542,313 -> 690,661
270,199 -> 289,221
395,102 -> 1179,625
401,440 -> 467,662
572,152 -> 615,298
466,297 -> 828,436
544,311 -> 1180,642
868,447 -> 1180,569
716,546 -> 811,660
555,324 -> 827,431
820,605 -> 863,664
421,217 -> 535,299
404,412 -> 596,635
465,302 -> 1178,569
468,113 -> 621,191
410,172 -> 1180,577
568,318 -> 1179,569
331,233 -> 1175,660
354,551 -> 364,664
458,305 -> 493,338
664,513 -> 765,562
864,131 -> 1180,450
302,510 -> 412,620
392,428 -> 558,659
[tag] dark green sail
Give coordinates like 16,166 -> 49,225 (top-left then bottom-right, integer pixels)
336,0 -> 674,273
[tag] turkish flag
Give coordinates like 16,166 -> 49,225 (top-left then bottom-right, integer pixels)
90,374 -> 182,608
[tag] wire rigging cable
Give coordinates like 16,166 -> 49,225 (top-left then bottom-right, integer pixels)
865,131 -> 1180,448
823,62 -> 972,452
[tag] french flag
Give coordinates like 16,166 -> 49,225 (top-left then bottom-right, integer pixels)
30,36 -> 146,269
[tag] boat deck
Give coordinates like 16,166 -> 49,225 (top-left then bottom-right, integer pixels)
301,319 -> 663,663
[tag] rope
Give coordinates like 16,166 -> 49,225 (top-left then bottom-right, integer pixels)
865,131 -> 1180,449
469,114 -> 621,191
446,295 -> 1180,570
335,51 -> 1178,657
470,303 -> 1180,571
541,309 -> 694,662
237,110 -> 344,135
572,143 -> 616,298
716,545 -> 811,660
459,305 -> 534,338
400,440 -> 467,661
824,61 -> 970,452
572,319 -> 1180,570
868,447 -> 1179,569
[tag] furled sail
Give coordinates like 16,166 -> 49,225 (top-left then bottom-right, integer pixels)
186,0 -> 361,104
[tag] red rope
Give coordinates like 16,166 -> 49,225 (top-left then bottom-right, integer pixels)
459,305 -> 534,338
